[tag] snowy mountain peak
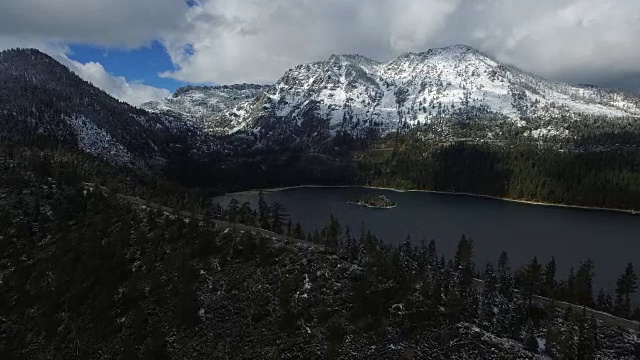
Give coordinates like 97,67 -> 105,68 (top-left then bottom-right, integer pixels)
393,44 -> 488,64
236,44 -> 640,137
171,83 -> 269,98
429,43 -> 479,55
146,45 -> 640,137
328,53 -> 381,66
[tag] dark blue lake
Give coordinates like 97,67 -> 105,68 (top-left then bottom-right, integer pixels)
214,187 -> 640,291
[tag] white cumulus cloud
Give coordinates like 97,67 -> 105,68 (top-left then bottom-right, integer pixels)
0,36 -> 170,106
159,0 -> 640,91
1,0 -> 639,92
58,57 -> 171,106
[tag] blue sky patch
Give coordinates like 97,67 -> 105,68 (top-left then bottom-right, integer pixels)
67,41 -> 186,93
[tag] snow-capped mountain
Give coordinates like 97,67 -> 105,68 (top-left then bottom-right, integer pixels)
232,44 -> 640,137
142,84 -> 272,134
5,45 -> 640,166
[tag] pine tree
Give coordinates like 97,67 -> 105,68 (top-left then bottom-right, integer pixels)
286,219 -> 293,236
238,201 -> 256,226
523,319 -> 539,354
454,235 -> 473,267
557,318 -> 578,360
454,235 -> 474,296
544,321 -> 560,357
461,288 -> 480,322
614,263 -> 638,318
427,239 -> 438,268
596,289 -> 614,313
542,257 -> 556,298
343,225 -> 358,262
269,202 -> 288,234
430,266 -> 444,309
293,222 -> 305,240
589,315 -> 599,354
480,263 -> 499,331
493,252 -> 516,337
522,256 -> 543,309
576,311 -> 597,360
416,239 -> 429,272
565,267 -> 577,303
575,258 -> 595,307
258,191 -> 270,230
497,251 -> 513,299
401,234 -> 413,260
321,214 -> 342,251
444,287 -> 463,323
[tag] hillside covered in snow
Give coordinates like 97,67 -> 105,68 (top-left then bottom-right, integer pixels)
154,45 -> 640,138
245,44 -> 640,136
142,84 -> 272,134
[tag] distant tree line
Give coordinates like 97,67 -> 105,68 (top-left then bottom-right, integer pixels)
355,138 -> 640,211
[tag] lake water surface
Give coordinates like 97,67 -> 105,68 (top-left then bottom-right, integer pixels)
215,187 -> 640,291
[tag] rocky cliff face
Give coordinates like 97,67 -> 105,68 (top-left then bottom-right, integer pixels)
142,84 -> 272,134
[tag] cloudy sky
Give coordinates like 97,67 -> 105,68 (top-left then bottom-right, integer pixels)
1,0 -> 639,105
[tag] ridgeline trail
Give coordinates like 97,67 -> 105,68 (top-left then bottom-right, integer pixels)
83,183 -> 639,332
83,183 -> 322,249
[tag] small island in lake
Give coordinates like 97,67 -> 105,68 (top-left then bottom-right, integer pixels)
349,194 -> 397,209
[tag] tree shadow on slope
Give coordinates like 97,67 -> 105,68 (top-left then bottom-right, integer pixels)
431,143 -> 509,197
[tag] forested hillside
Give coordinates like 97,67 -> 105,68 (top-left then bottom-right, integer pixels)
2,141 -> 640,359
0,49 -> 214,168
354,133 -> 640,210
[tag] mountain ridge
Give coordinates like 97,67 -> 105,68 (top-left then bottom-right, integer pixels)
0,48 -> 214,168
5,46 -> 640,169
145,45 -> 640,138
141,83 -> 273,134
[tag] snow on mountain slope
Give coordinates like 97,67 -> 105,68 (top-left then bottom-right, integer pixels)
237,44 -> 640,136
67,115 -> 133,165
142,84 -> 272,134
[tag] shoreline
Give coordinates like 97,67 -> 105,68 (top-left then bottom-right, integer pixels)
217,185 -> 639,216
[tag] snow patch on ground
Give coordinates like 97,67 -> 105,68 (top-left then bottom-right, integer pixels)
67,115 -> 132,165
142,84 -> 270,134
537,337 -> 547,354
297,274 -> 312,299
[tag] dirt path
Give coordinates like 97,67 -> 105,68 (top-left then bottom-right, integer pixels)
471,280 -> 639,330
114,192 -> 323,249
